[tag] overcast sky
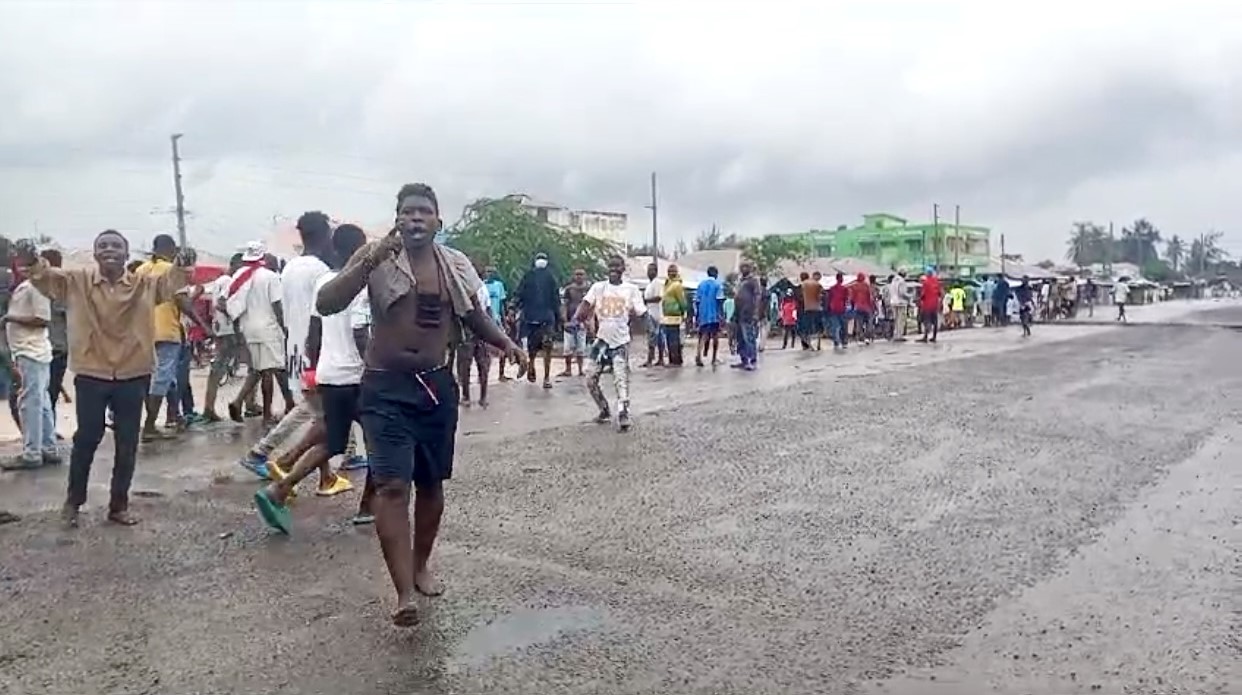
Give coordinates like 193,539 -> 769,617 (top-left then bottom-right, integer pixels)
2,0 -> 1240,261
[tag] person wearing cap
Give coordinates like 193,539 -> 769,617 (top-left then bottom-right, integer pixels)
134,234 -> 212,442
224,240 -> 287,425
19,231 -> 191,527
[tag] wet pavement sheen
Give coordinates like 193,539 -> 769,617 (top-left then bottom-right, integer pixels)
0,301 -> 1238,695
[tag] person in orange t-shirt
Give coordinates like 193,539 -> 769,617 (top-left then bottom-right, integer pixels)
797,272 -> 823,350
918,269 -> 942,343
850,273 -> 875,345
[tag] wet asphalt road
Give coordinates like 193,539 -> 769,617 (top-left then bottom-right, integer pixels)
1,305 -> 1239,695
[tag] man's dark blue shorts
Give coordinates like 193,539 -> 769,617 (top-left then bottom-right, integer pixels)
360,367 -> 459,489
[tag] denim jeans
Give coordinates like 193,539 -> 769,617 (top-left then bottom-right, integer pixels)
736,321 -> 760,365
16,356 -> 56,462
166,341 -> 194,421
827,313 -> 846,346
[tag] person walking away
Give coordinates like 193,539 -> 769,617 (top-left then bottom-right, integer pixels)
559,268 -> 590,377
253,224 -> 373,533
886,271 -> 909,341
918,269 -> 942,343
1015,276 -> 1035,337
757,276 -> 771,352
694,266 -> 725,366
515,252 -> 560,388
798,271 -> 823,350
315,182 -> 528,627
573,254 -> 645,430
850,273 -> 875,345
1084,278 -> 1097,318
660,264 -> 688,367
134,234 -> 210,442
641,262 -> 666,367
1,257 -> 59,470
992,274 -> 1011,327
825,272 -> 849,349
948,283 -> 967,329
981,275 -> 996,326
1114,277 -> 1129,322
38,250 -> 70,425
732,262 -> 762,370
22,231 -> 189,526
225,241 -> 287,426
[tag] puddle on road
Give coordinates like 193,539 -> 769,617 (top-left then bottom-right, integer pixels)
449,605 -> 607,670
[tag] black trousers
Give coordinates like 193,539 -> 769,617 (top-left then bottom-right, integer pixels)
49,351 -> 68,417
67,374 -> 149,511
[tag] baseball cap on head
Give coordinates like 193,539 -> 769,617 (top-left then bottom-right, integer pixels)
241,241 -> 267,262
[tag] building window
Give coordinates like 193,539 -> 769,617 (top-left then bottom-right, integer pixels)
860,242 -> 878,257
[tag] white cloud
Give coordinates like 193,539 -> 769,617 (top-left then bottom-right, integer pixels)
1,0 -> 1240,263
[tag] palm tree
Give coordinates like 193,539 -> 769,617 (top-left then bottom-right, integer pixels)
1065,221 -> 1105,265
1125,218 -> 1162,266
1188,231 -> 1227,277
1165,235 -> 1185,273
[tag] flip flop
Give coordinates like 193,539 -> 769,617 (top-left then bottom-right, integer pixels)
392,601 -> 419,628
253,489 -> 292,534
316,474 -> 354,497
351,513 -> 375,526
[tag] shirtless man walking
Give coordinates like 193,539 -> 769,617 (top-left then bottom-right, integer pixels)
317,183 -> 528,627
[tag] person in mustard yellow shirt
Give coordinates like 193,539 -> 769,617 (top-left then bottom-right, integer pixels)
134,234 -> 211,442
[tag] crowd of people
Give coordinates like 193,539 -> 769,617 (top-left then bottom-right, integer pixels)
0,180 -> 1139,625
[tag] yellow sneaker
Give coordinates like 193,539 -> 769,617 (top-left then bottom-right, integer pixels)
316,473 -> 354,497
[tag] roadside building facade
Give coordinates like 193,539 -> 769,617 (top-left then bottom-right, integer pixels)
787,212 -> 992,276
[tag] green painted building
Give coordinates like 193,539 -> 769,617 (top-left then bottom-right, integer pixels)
789,213 -> 992,277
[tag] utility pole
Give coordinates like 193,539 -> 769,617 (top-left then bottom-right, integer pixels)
170,133 -> 187,249
932,204 -> 940,270
1105,221 -> 1114,277
1000,234 -> 1007,276
953,204 -> 961,276
645,171 -> 659,271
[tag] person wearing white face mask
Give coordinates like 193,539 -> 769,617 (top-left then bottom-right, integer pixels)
514,252 -> 560,389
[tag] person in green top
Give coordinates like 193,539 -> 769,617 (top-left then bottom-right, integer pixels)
660,264 -> 688,366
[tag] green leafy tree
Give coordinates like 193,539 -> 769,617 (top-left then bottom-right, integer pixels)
443,197 -> 618,291
741,234 -> 811,276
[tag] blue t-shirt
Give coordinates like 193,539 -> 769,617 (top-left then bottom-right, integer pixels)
696,277 -> 724,325
485,279 -> 506,323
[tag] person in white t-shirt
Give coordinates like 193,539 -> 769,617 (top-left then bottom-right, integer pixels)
236,213 -> 365,479
224,241 -> 287,425
1114,278 -> 1130,323
2,278 -> 58,469
202,253 -> 258,421
255,225 -> 371,522
572,254 -> 647,431
641,261 -> 665,367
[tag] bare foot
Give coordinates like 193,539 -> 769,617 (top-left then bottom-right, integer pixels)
498,375 -> 512,382
391,597 -> 419,627
414,569 -> 444,597
478,399 -> 488,409
460,399 -> 472,409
